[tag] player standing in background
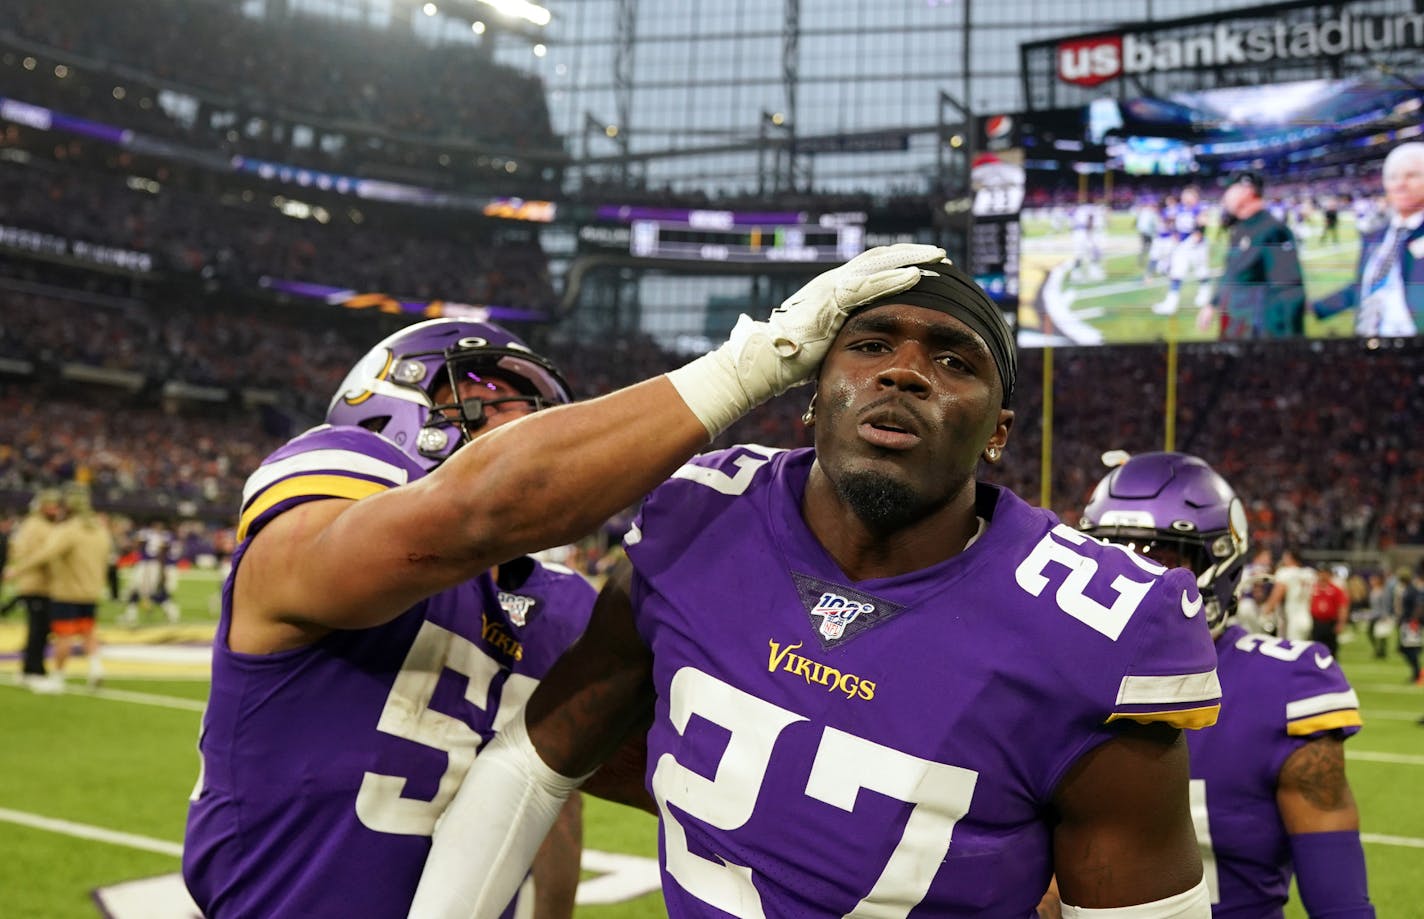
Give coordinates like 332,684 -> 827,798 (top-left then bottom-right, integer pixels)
3,489 -> 62,690
1148,193 -> 1180,279
1069,199 -> 1106,282
1136,197 -> 1163,277
122,520 -> 180,624
1234,547 -> 1275,634
415,259 -> 1220,918
1077,452 -> 1373,919
1261,548 -> 1317,642
1154,185 -> 1214,317
181,244 -> 946,918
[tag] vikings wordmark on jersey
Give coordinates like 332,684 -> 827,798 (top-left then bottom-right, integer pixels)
625,446 -> 1220,918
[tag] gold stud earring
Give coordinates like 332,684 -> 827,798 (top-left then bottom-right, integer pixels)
986,447 -> 1000,462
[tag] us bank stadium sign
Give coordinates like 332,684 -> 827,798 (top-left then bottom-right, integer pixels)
1030,1 -> 1424,93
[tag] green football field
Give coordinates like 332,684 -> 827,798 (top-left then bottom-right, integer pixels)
1020,209 -> 1363,345
2,570 -> 1421,917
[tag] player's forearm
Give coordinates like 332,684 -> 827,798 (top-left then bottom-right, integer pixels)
430,375 -> 707,564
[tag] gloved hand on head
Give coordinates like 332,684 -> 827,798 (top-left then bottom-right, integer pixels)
667,243 -> 949,437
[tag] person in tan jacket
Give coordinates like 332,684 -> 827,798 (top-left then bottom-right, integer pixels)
8,489 -> 113,691
3,489 -> 62,688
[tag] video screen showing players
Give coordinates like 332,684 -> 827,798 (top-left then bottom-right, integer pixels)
1017,72 -> 1423,346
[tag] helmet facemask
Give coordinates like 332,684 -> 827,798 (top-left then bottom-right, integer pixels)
1084,517 -> 1246,635
418,342 -> 572,464
327,319 -> 572,472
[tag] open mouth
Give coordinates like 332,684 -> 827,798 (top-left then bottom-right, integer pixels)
857,410 -> 922,450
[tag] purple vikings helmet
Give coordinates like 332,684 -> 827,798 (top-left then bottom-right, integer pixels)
1080,451 -> 1248,634
326,319 -> 572,471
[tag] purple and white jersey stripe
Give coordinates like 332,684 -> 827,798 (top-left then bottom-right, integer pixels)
183,425 -> 596,918
625,446 -> 1220,918
1188,625 -> 1362,919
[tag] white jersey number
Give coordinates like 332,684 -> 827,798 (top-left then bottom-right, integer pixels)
1233,633 -> 1311,663
652,666 -> 979,919
355,620 -> 524,836
671,446 -> 781,496
1014,524 -> 1160,641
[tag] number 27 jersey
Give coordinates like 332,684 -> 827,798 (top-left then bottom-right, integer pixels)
626,446 -> 1221,918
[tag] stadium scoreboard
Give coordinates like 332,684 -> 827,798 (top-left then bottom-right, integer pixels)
579,206 -> 866,264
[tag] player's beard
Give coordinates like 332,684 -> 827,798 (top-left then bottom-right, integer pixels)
834,469 -> 934,534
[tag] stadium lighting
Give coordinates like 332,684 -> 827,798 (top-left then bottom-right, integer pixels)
472,20 -> 486,33
604,124 -> 619,138
533,43 -> 547,57
422,2 -> 438,16
477,0 -> 551,27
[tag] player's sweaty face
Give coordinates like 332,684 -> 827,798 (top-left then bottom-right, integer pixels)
812,303 -> 1003,506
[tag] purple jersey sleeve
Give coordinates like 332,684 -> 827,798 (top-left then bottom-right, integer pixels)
235,424 -> 425,543
1107,563 -> 1223,730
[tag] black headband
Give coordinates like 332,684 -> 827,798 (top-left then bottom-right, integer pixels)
850,260 -> 1017,407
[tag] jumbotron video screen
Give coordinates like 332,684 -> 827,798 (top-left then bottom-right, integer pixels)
1017,70 -> 1422,346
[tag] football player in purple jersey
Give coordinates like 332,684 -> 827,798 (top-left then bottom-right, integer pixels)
181,242 -> 947,918
1071,452 -> 1374,919
415,260 -> 1221,918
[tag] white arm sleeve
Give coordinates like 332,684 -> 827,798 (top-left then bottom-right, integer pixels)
408,713 -> 588,919
1061,876 -> 1210,918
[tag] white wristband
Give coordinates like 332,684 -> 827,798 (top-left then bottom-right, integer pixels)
665,347 -> 753,440
409,714 -> 588,919
1061,876 -> 1210,918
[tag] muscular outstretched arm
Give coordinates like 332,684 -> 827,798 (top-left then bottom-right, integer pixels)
231,244 -> 946,651
234,378 -> 708,649
1051,722 -> 1209,915
410,561 -> 655,918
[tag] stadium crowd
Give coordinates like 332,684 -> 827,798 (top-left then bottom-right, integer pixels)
1,0 -> 560,159
5,290 -> 1421,558
0,160 -> 556,308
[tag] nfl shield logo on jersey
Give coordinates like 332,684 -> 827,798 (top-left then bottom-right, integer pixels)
792,572 -> 905,648
498,592 -> 537,627
810,592 -> 874,641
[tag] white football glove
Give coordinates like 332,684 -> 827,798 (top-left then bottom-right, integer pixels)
667,243 -> 947,437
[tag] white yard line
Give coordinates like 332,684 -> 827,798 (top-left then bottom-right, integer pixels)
0,807 -> 183,857
1347,750 -> 1424,767
0,676 -> 205,712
